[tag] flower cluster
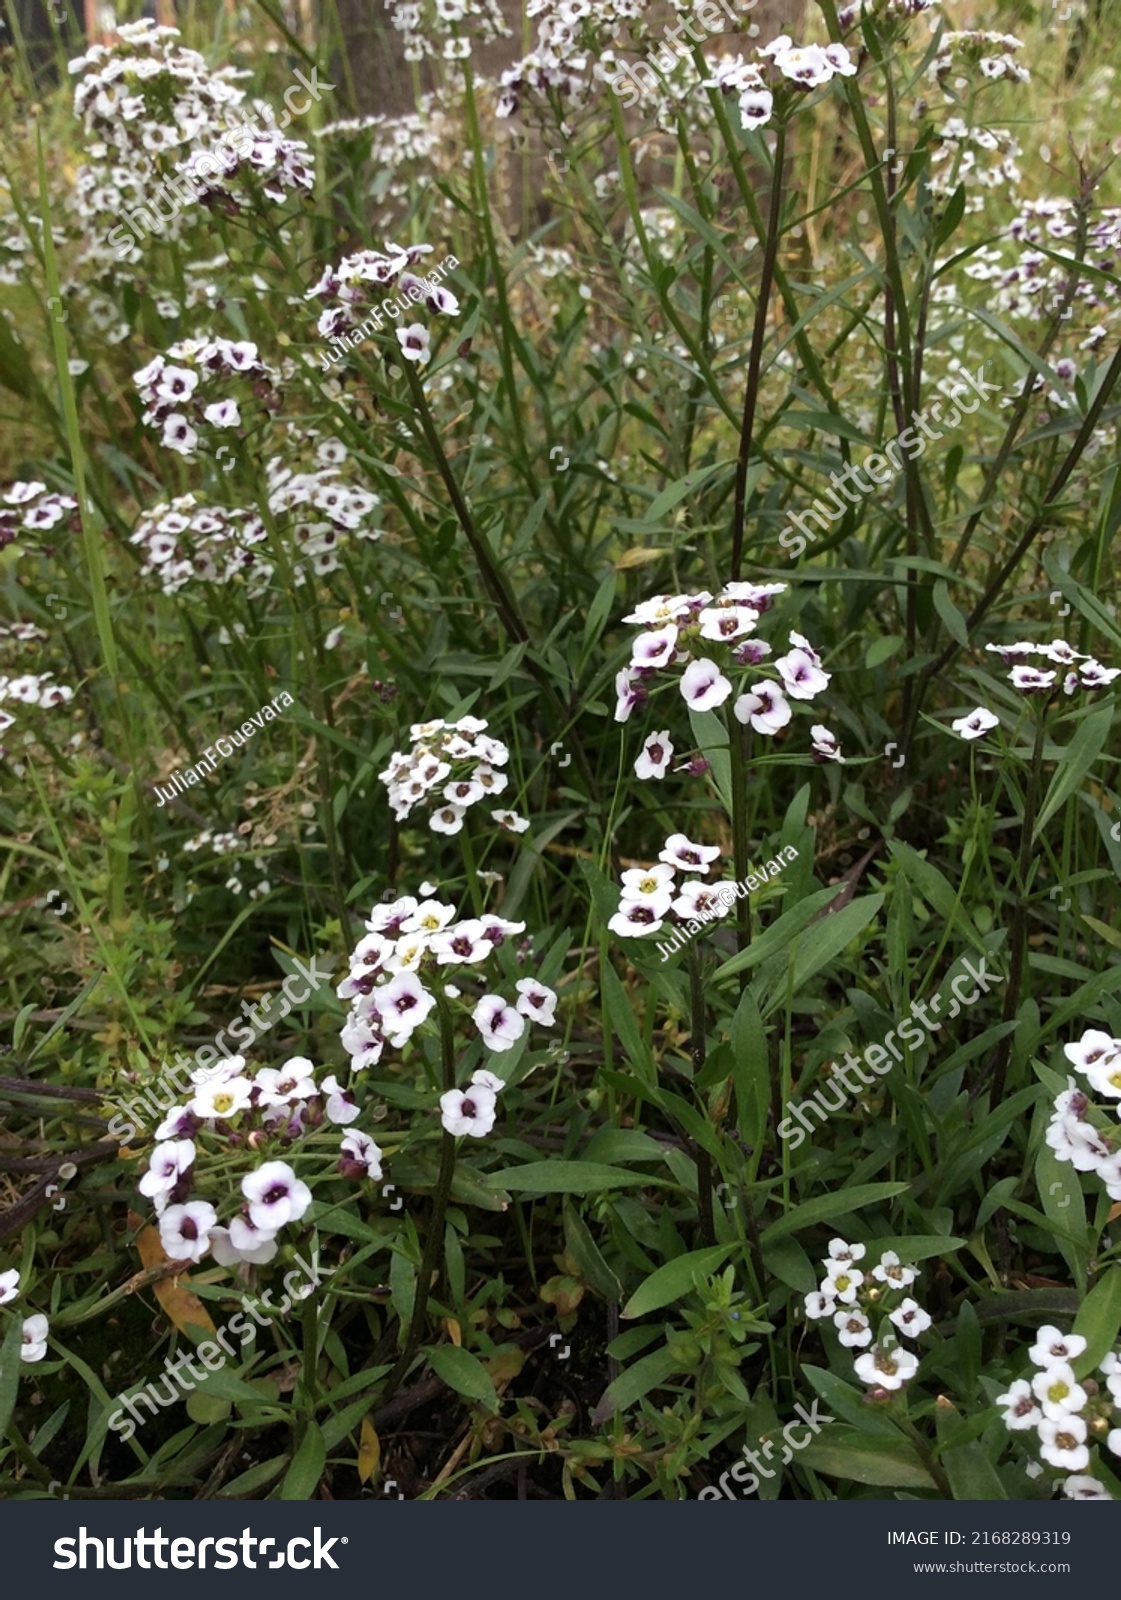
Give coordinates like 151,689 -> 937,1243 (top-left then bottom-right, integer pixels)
703,34 -> 856,129
1045,1029 -> 1121,1200
930,30 -> 1030,88
68,21 -> 247,271
177,122 -> 314,210
997,1325 -> 1121,1499
0,480 -> 79,550
307,244 -> 458,343
0,671 -> 75,755
136,1052 -> 369,1267
133,338 -> 282,458
952,640 -> 1119,740
337,891 -> 557,1097
606,832 -> 726,939
378,715 -> 526,836
804,1240 -> 930,1392
384,0 -> 510,65
616,582 -> 842,762
996,201 -> 1121,325
0,1269 -> 50,1366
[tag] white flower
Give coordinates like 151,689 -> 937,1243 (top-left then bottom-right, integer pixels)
1009,664 -> 1055,693
227,1215 -> 280,1261
395,323 -> 431,364
430,919 -> 492,965
473,994 -> 526,1052
1038,1414 -> 1090,1471
241,1161 -> 312,1231
515,978 -> 557,1026
401,899 -> 457,936
440,1084 -> 498,1137
804,1288 -> 836,1319
1031,1361 -> 1088,1420
614,665 -> 643,723
853,1343 -> 920,1390
738,87 -> 774,128
339,1129 -> 384,1180
159,1200 -> 217,1263
823,1262 -> 863,1303
620,863 -> 676,904
775,644 -> 830,701
951,706 -> 1000,740
321,1073 -> 360,1124
430,803 -> 467,835
138,1139 -> 196,1204
697,604 -> 757,642
1064,1028 -> 1121,1079
471,1068 -> 506,1093
254,1060 -> 317,1106
161,413 -> 198,454
889,1298 -> 932,1338
827,1238 -> 866,1264
622,594 -> 696,625
734,682 -> 791,735
871,1251 -> 917,1289
203,399 -> 240,427
659,833 -> 721,872
607,899 -> 665,938
1062,1474 -> 1112,1500
630,623 -> 679,670
375,972 -> 437,1045
834,1308 -> 873,1347
209,1222 -> 278,1266
680,657 -> 733,711
491,809 -> 529,832
190,1076 -> 253,1120
635,730 -> 674,780
810,725 -> 844,762
1029,1325 -> 1088,1367
672,879 -> 730,921
20,1313 -> 49,1363
0,1268 -> 19,1306
996,1378 -> 1042,1431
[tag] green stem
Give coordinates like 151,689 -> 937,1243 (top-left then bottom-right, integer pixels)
687,943 -> 716,1250
378,1002 -> 458,1403
990,708 -> 1047,1106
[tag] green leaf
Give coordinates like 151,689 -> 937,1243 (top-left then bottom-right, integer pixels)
600,963 -> 657,1089
642,460 -> 729,525
797,1429 -> 937,1488
865,634 -> 904,669
427,1344 -> 500,1413
939,1437 -> 1008,1501
760,894 -> 884,1016
499,1161 -> 659,1194
280,1422 -> 326,1501
0,1314 -> 25,1445
1036,1141 -> 1089,1291
760,1182 -> 910,1245
1072,1268 -> 1121,1379
563,1198 -> 624,1301
621,1245 -> 732,1320
592,1345 -> 682,1423
1034,705 -> 1114,840
933,579 -> 970,648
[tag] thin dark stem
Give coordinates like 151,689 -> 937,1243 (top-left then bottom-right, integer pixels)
990,709 -> 1047,1106
731,119 -> 786,580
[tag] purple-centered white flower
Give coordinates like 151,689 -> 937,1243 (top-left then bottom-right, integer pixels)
679,657 -> 733,711
952,706 -> 1000,740
515,978 -> 557,1026
322,1073 -> 360,1124
1029,1326 -> 1088,1367
375,972 -> 437,1045
996,1379 -> 1042,1431
1009,664 -> 1055,693
834,1308 -> 873,1348
473,994 -> 526,1052
138,1139 -> 196,1203
659,833 -> 721,872
607,899 -> 665,938
810,724 -> 844,763
242,1160 -> 312,1231
339,1129 -> 384,1180
440,1085 -> 498,1138
254,1060 -> 317,1107
630,623 -> 678,670
0,1268 -> 19,1305
634,729 -> 674,780
734,681 -> 791,735
775,643 -> 830,701
889,1298 -> 932,1338
1039,1415 -> 1090,1472
395,323 -> 431,364
697,604 -> 757,642
159,1200 -> 217,1263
